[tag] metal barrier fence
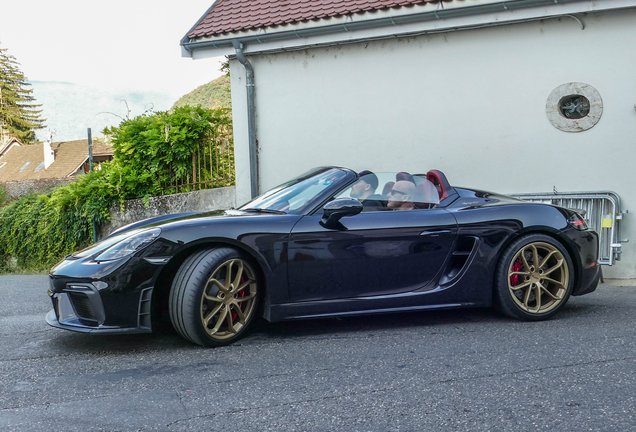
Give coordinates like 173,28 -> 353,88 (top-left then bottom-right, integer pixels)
510,191 -> 628,266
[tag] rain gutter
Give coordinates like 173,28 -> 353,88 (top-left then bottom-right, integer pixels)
181,0 -> 589,54
232,41 -> 259,198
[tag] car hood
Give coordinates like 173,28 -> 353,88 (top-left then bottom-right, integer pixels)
105,209 -> 276,239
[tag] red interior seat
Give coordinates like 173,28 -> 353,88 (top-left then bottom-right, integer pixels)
426,170 -> 450,201
416,179 -> 439,208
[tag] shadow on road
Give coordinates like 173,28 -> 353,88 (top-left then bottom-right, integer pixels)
46,300 -> 601,353
254,307 -> 498,340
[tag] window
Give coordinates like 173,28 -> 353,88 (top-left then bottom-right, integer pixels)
33,162 -> 45,172
0,162 -> 6,169
19,161 -> 31,172
559,95 -> 590,119
546,83 -> 602,132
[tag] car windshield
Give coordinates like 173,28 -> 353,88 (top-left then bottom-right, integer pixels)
240,167 -> 350,214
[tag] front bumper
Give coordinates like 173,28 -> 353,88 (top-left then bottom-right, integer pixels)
45,310 -> 151,334
46,283 -> 153,334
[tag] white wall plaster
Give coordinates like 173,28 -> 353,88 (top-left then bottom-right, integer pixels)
229,8 -> 636,278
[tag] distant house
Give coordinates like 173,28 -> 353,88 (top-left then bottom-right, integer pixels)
0,136 -> 22,159
0,139 -> 113,197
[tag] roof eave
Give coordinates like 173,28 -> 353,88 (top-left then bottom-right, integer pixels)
67,159 -> 89,177
181,0 -> 633,57
181,0 -> 225,58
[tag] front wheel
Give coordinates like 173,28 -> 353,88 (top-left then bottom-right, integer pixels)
495,234 -> 574,321
169,248 -> 260,347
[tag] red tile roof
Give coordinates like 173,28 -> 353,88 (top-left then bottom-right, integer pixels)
189,0 -> 438,38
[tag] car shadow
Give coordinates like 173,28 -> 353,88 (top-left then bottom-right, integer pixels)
249,307 -> 499,342
48,327 -> 193,354
243,299 -> 605,345
49,308 -> 498,353
48,300 -> 601,354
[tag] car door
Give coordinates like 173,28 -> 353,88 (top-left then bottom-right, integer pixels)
287,208 -> 457,302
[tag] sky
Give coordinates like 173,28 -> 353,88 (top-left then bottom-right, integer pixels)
1,0 -> 224,141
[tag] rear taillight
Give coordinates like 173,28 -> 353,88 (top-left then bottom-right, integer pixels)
568,213 -> 588,230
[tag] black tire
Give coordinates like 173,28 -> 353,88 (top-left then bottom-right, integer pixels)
169,248 -> 260,347
494,234 -> 574,321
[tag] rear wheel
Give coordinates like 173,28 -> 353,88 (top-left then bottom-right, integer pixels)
495,234 -> 573,320
169,248 -> 259,347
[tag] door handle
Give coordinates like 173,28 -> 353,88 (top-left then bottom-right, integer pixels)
420,229 -> 452,236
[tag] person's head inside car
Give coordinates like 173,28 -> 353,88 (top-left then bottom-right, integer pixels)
387,180 -> 416,211
350,171 -> 379,201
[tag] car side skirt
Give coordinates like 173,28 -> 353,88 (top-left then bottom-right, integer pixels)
271,302 -> 479,321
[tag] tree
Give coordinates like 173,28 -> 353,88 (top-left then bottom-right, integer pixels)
0,44 -> 45,144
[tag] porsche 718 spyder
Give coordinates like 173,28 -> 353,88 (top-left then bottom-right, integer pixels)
46,167 -> 601,347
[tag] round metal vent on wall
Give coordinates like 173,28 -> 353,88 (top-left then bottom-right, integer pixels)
546,83 -> 602,132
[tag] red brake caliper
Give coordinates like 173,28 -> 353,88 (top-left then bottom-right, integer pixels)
510,259 -> 522,286
231,276 -> 246,322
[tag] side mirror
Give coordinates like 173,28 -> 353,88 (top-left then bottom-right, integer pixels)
321,199 -> 363,229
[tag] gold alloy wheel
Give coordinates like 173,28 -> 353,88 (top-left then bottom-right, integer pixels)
507,241 -> 569,314
200,258 -> 258,340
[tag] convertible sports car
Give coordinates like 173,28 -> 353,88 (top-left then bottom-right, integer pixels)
46,167 -> 601,347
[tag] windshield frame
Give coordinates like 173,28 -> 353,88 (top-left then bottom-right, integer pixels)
238,167 -> 356,215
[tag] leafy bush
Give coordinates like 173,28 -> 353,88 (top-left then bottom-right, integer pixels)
0,194 -> 84,272
0,106 -> 232,273
0,183 -> 10,207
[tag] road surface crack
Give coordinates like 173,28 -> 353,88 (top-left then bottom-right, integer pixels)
436,355 -> 636,384
176,391 -> 188,415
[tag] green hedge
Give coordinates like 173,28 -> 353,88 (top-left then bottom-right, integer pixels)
0,184 -> 9,207
0,106 -> 232,273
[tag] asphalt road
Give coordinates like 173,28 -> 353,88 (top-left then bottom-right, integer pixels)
1,275 -> 635,431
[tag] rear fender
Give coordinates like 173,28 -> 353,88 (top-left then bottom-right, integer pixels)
491,226 -> 583,298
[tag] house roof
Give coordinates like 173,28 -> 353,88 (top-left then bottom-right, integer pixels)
0,139 -> 113,182
0,136 -> 22,158
188,0 -> 439,38
183,0 -> 632,57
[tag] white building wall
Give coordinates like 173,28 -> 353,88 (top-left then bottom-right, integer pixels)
230,8 -> 636,278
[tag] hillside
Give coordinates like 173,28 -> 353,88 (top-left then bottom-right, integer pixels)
172,75 -> 231,110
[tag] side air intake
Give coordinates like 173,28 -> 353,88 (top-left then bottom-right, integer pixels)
440,236 -> 478,286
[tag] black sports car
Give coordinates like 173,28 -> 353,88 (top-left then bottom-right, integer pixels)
46,167 -> 601,347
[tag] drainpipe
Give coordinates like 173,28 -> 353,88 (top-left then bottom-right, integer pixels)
232,41 -> 259,198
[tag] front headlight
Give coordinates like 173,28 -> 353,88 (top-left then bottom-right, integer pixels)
95,228 -> 161,262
